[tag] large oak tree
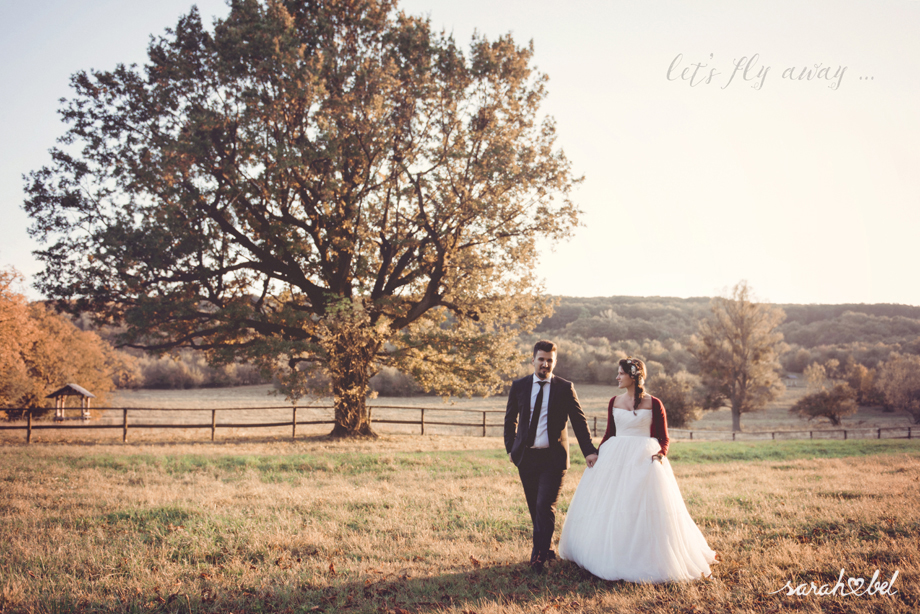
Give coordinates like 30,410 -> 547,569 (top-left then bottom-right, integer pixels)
24,0 -> 581,436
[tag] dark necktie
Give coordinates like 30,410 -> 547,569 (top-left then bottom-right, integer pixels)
526,381 -> 547,447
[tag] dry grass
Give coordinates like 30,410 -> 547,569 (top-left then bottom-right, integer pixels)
1,437 -> 918,613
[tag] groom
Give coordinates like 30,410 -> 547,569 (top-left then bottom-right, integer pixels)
504,340 -> 598,573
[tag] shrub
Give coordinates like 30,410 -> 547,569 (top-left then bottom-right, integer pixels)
370,367 -> 424,397
647,370 -> 706,428
136,351 -> 267,389
790,384 -> 858,426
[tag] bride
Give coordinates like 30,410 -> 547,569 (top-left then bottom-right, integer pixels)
558,357 -> 716,582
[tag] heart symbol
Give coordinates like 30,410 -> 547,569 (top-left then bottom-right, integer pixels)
847,577 -> 864,594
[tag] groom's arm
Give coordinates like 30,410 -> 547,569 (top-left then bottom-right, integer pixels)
504,380 -> 520,455
566,383 -> 599,461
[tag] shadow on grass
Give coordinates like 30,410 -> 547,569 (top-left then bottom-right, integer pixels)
302,560 -> 614,613
41,559 -> 630,613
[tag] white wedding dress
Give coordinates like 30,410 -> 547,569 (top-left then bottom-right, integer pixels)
558,407 -> 716,582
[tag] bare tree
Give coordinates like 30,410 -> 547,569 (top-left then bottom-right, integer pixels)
691,281 -> 786,431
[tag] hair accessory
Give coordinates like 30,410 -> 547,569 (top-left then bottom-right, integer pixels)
624,360 -> 638,377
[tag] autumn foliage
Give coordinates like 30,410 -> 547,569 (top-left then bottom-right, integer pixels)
0,267 -> 123,419
24,0 -> 580,437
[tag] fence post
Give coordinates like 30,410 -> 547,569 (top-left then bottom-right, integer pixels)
810,431 -> 813,439
690,431 -> 693,440
844,430 -> 847,440
772,432 -> 776,440
909,427 -> 912,440
593,417 -> 597,438
482,412 -> 487,437
420,408 -> 425,435
211,409 -> 217,442
27,411 -> 32,444
878,428 -> 881,440
292,407 -> 297,439
122,409 -> 128,443
732,432 -> 736,441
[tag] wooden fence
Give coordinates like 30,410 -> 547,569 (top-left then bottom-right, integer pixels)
668,426 -> 915,442
0,406 -> 915,444
0,405 -> 509,444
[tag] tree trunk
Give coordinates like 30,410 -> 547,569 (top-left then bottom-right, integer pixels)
731,386 -> 744,432
327,335 -> 378,439
731,405 -> 742,432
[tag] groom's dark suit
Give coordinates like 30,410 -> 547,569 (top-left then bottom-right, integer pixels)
504,373 -> 598,566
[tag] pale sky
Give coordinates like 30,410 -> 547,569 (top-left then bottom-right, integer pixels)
2,0 -> 918,305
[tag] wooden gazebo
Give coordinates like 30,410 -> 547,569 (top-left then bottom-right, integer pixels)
47,384 -> 96,421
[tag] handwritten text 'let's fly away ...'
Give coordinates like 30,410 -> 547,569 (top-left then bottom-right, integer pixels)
667,53 -> 847,90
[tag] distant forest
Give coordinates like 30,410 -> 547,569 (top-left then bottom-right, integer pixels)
70,295 -> 920,391
512,296 -> 920,386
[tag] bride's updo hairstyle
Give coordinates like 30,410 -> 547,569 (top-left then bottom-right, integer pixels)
619,357 -> 647,411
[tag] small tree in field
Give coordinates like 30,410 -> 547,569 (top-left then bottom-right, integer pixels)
691,281 -> 786,431
647,370 -> 705,428
790,383 -> 858,426
23,0 -> 581,437
877,355 -> 920,423
803,362 -> 828,390
844,362 -> 884,407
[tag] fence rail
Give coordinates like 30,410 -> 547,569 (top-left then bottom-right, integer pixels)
1,405 -> 513,443
0,406 -> 915,444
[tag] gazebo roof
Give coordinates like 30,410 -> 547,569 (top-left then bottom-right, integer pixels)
46,384 -> 96,399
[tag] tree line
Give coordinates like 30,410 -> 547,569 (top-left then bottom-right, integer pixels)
8,261 -> 920,430
529,291 -> 920,429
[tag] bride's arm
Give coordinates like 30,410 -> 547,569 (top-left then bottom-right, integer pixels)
652,397 -> 670,456
599,396 -> 617,449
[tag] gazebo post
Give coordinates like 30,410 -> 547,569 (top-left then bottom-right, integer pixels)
46,384 -> 97,424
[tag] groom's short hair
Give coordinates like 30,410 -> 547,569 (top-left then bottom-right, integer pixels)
532,340 -> 557,357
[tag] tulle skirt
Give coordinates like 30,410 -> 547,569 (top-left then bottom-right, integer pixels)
558,435 -> 716,582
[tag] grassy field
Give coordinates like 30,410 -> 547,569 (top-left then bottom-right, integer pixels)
1,436 -> 918,613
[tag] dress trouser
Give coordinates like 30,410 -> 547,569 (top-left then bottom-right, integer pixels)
517,447 -> 566,561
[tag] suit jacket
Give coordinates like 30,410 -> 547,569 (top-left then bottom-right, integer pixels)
504,374 -> 598,469
600,394 -> 670,455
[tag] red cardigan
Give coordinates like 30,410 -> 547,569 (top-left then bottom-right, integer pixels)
600,395 -> 670,456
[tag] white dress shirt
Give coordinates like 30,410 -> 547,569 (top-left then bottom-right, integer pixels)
530,374 -> 551,448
